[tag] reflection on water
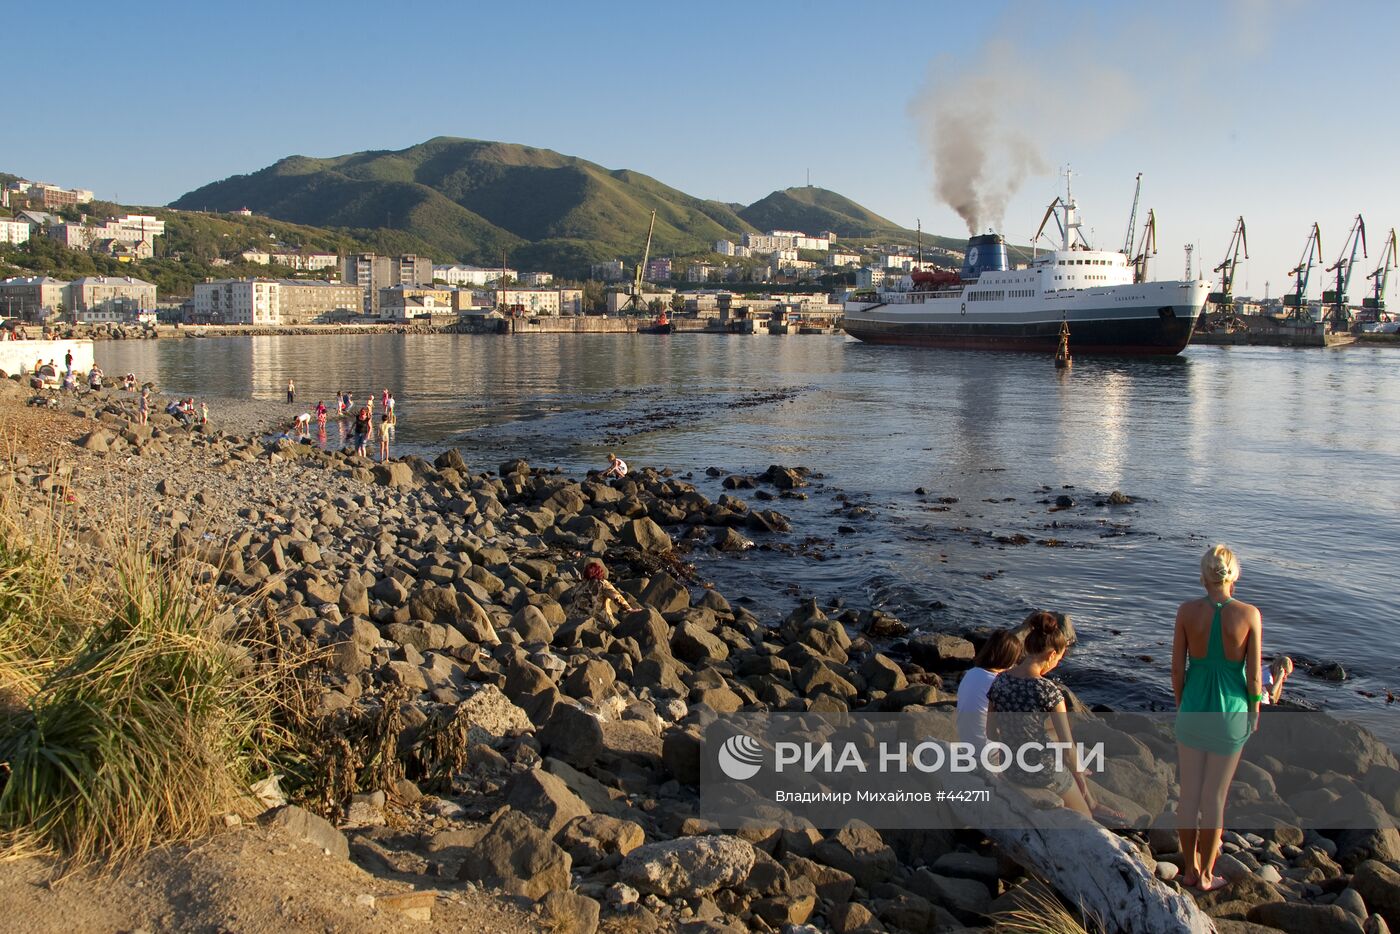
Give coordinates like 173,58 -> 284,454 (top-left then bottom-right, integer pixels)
98,335 -> 1400,732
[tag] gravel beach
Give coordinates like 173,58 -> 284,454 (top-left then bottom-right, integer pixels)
4,375 -> 1400,934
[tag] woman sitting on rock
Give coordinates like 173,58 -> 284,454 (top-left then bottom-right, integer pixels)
1172,543 -> 1262,892
957,627 -> 1023,754
563,560 -> 639,626
986,611 -> 1096,818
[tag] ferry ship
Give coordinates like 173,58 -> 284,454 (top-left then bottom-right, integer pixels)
842,184 -> 1209,355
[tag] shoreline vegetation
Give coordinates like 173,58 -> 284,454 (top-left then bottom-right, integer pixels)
1,377 -> 1400,933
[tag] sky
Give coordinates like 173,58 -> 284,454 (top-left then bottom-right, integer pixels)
13,0 -> 1399,297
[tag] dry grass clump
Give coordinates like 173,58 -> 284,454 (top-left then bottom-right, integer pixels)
0,493 -> 302,866
992,881 -> 1100,934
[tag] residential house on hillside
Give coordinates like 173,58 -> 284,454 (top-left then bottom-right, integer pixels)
0,218 -> 30,244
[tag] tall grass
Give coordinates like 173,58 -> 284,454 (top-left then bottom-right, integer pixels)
0,493 -> 304,866
992,881 -> 1100,934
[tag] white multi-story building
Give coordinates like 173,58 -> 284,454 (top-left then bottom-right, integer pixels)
713,240 -> 736,256
241,249 -> 271,264
432,264 -> 516,287
771,248 -> 799,263
856,266 -> 889,289
0,219 -> 30,244
493,288 -> 562,316
746,229 -> 831,253
829,250 -> 862,267
519,271 -> 554,287
193,279 -> 279,325
686,263 -> 715,283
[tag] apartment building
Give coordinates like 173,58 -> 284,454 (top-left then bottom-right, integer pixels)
590,260 -> 626,281
645,258 -> 672,281
0,218 -> 30,245
432,264 -> 516,287
277,280 -> 363,324
0,276 -> 69,320
66,276 -> 158,322
340,254 -> 432,315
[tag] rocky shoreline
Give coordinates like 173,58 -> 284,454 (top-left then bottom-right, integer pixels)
5,378 -> 1400,934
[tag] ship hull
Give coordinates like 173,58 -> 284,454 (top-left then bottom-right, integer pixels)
843,308 -> 1198,355
844,278 -> 1209,357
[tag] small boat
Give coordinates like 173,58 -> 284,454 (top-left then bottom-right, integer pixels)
638,311 -> 674,334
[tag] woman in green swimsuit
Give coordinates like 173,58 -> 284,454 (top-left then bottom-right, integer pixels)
1172,543 -> 1263,892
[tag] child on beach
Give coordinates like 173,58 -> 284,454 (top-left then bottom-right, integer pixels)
602,452 -> 628,479
199,401 -> 208,426
377,417 -> 391,462
337,392 -> 346,416
316,400 -> 328,429
386,392 -> 396,428
287,378 -> 296,404
139,388 -> 150,424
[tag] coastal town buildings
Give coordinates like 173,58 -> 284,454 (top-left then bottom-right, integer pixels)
743,230 -> 832,253
378,285 -> 457,320
65,276 -> 157,323
0,276 -> 69,320
645,258 -> 672,281
432,264 -> 516,287
276,280 -> 363,324
46,214 -> 164,257
713,240 -> 736,256
829,250 -> 861,267
192,278 -> 360,325
5,179 -> 95,209
340,253 -> 432,315
519,271 -> 554,287
0,218 -> 30,244
590,260 -> 626,281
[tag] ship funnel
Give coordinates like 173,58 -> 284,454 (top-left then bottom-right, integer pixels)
961,233 -> 1009,280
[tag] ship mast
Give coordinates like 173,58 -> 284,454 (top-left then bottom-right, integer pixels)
1062,169 -> 1081,252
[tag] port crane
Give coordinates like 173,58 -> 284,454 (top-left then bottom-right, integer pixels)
619,210 -> 658,314
1283,223 -> 1323,322
1363,228 -> 1397,319
1121,172 -> 1143,255
1323,214 -> 1366,331
1128,209 -> 1157,284
1203,217 -> 1248,332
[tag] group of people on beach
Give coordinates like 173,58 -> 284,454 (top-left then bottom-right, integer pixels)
955,543 -> 1292,894
283,379 -> 397,463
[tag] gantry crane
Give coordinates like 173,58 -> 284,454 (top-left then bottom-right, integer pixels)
1363,228 -> 1397,319
1128,209 -> 1157,284
1323,214 -> 1366,331
1283,223 -> 1323,322
1202,217 -> 1248,331
620,210 -> 658,314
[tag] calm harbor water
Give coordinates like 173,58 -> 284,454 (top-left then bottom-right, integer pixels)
97,334 -> 1400,737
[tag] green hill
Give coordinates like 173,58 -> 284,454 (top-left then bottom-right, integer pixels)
172,137 -> 763,275
739,187 -> 968,253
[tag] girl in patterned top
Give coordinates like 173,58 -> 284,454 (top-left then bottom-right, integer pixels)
986,610 -> 1095,817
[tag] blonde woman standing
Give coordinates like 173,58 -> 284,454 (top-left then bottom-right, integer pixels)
1172,543 -> 1263,892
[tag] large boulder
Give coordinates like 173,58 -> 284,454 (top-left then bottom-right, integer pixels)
620,518 -> 672,554
618,835 -> 756,898
908,633 -> 976,669
457,685 -> 533,743
504,768 -> 592,836
1355,860 -> 1400,931
1247,902 -> 1365,934
538,891 -> 600,934
539,703 -> 605,769
813,820 -> 898,888
372,461 -> 414,488
457,810 -> 571,899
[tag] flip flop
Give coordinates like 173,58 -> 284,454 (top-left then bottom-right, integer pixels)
1197,875 -> 1228,892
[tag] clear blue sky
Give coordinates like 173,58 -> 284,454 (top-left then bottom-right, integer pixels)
14,0 -> 1399,295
